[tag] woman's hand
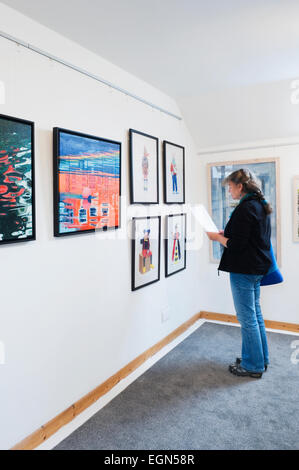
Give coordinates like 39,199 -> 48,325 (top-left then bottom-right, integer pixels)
206,232 -> 220,241
206,230 -> 229,248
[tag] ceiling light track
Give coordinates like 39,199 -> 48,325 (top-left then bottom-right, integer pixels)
0,30 -> 182,121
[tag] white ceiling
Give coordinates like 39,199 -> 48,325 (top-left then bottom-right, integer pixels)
2,0 -> 299,95
2,0 -> 299,146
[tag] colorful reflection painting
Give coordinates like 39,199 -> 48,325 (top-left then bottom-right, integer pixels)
53,128 -> 121,236
0,114 -> 35,244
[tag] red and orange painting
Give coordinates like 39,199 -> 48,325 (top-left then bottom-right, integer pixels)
54,129 -> 121,236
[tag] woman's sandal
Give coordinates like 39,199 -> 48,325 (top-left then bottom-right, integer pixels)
234,357 -> 268,371
228,363 -> 263,379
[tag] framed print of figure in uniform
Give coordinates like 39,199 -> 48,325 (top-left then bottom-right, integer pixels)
129,129 -> 159,204
163,141 -> 185,204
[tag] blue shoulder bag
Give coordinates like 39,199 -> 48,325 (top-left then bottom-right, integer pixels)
260,241 -> 283,286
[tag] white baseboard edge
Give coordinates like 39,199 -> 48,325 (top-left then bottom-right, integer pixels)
203,318 -> 299,336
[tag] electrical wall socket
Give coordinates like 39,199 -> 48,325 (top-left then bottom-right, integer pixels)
161,307 -> 170,323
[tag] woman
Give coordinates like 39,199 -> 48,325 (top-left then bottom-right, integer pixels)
207,168 -> 272,379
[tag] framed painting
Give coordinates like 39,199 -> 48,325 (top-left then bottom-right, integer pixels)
163,141 -> 185,204
53,127 -> 121,236
207,157 -> 281,265
129,129 -> 159,204
0,114 -> 36,244
293,176 -> 299,242
165,213 -> 187,277
132,216 -> 161,291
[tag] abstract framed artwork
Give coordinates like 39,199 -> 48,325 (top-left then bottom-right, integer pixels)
207,157 -> 281,265
129,129 -> 159,204
53,127 -> 121,236
0,114 -> 36,244
293,176 -> 299,242
132,216 -> 161,291
163,141 -> 185,204
165,213 -> 187,277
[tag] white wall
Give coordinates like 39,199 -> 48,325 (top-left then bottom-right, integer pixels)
1,1 -> 298,451
0,4 -> 202,449
179,79 -> 299,149
197,141 -> 299,325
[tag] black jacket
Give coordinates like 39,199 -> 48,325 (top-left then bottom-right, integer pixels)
218,195 -> 272,275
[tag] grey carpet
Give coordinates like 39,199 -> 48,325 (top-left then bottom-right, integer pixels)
54,322 -> 299,450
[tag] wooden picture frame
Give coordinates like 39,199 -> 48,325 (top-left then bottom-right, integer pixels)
207,157 -> 281,265
293,176 -> 299,242
0,113 -> 36,244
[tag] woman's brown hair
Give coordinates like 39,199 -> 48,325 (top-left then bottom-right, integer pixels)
222,168 -> 272,215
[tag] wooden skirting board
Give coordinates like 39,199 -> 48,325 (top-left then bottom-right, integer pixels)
11,311 -> 299,450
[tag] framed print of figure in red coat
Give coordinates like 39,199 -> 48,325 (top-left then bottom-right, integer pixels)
165,213 -> 187,277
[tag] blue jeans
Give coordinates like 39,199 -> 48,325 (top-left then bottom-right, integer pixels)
230,273 -> 269,373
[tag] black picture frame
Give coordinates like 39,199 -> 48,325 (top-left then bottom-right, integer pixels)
165,213 -> 187,277
132,216 -> 161,291
129,128 -> 159,204
53,127 -> 121,237
163,140 -> 185,204
0,113 -> 36,245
